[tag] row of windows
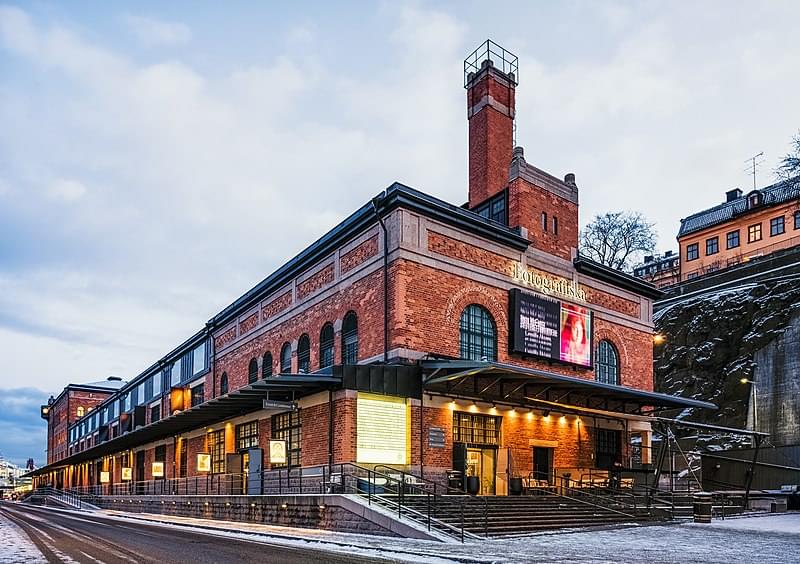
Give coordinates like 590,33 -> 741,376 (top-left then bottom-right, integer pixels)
459,304 -> 620,385
69,340 -> 209,444
686,212 -> 800,261
541,212 -> 558,235
474,192 -> 507,225
240,313 -> 359,391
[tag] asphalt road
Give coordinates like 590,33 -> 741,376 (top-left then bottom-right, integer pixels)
0,502 -> 395,564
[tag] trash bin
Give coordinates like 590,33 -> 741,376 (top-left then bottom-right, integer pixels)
509,477 -> 523,496
466,476 -> 480,495
693,492 -> 713,523
447,470 -> 463,492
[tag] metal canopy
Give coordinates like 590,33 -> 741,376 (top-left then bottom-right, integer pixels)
421,360 -> 717,415
28,373 -> 340,477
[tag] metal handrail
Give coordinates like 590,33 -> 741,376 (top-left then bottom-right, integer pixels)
524,480 -> 639,519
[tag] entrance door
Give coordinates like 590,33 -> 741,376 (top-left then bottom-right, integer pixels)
466,448 -> 496,495
135,451 -> 145,494
533,447 -> 553,483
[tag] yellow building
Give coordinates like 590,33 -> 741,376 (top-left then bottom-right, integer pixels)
678,182 -> 800,282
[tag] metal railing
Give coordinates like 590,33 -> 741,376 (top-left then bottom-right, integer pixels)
24,487 -> 83,509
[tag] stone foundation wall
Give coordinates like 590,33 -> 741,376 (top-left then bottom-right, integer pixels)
94,494 -> 399,536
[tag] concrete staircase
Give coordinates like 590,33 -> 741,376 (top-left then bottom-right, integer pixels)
385,494 -> 650,537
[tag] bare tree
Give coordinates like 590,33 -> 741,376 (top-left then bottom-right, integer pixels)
777,131 -> 800,183
580,211 -> 657,272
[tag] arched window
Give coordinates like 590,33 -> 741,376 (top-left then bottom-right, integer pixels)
319,323 -> 334,369
459,305 -> 497,361
77,406 -> 84,418
596,340 -> 619,385
342,312 -> 358,365
297,334 -> 310,373
262,352 -> 273,378
219,372 -> 228,395
280,342 -> 292,373
248,357 -> 258,384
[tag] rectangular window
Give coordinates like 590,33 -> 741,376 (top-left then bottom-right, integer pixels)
687,272 -> 699,280
236,421 -> 259,451
489,196 -> 506,224
193,342 -> 207,375
271,411 -> 301,467
795,212 -> 800,230
686,243 -> 699,261
137,382 -> 146,406
209,430 -> 225,474
154,445 -> 166,479
190,383 -> 204,407
726,230 -> 740,249
552,216 -> 558,235
770,216 -> 785,236
171,360 -> 182,386
705,236 -> 719,255
179,438 -> 187,478
144,378 -> 153,401
453,412 -> 500,446
541,211 -> 548,232
153,372 -> 162,395
150,404 -> 161,424
748,223 -> 762,243
595,429 -> 622,469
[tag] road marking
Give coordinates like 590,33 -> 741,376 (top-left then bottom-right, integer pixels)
79,551 -> 108,564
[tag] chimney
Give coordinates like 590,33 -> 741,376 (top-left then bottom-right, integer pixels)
726,188 -> 743,202
465,41 -> 518,208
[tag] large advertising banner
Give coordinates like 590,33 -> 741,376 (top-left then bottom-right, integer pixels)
510,289 -> 593,368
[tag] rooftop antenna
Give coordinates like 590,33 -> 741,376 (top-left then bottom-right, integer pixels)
744,152 -> 764,190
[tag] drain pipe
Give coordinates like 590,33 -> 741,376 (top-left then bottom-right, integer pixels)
371,195 -> 389,363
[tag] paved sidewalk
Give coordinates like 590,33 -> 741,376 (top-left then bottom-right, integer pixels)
101,509 -> 800,563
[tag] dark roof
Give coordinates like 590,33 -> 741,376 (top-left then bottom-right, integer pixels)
678,179 -> 800,238
421,360 -> 716,413
211,182 -> 530,328
573,256 -> 662,299
28,373 -> 340,477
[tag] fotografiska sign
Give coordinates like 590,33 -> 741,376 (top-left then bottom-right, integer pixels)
511,262 -> 586,302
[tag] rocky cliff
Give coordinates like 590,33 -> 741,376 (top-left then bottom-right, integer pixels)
654,277 -> 800,446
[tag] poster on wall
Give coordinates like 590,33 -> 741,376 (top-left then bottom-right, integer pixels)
356,393 -> 409,464
269,440 -> 287,464
151,462 -> 164,478
196,453 -> 211,473
509,289 -> 593,368
121,467 -> 132,481
100,471 -> 110,484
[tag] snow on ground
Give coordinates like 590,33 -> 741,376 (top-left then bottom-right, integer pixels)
96,509 -> 800,564
0,509 -> 46,564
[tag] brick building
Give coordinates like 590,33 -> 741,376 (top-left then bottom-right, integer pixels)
678,182 -> 800,282
39,377 -> 125,471
32,42 -> 711,497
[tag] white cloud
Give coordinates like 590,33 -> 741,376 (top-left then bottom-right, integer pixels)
124,14 -> 191,47
47,179 -> 87,201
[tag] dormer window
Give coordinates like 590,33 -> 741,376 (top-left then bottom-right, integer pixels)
748,191 -> 762,209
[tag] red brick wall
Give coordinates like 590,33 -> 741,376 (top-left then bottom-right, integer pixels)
391,259 -> 653,386
428,231 -> 511,275
584,286 -> 641,317
239,312 -> 259,335
297,264 -> 335,300
260,291 -> 288,321
509,177 -> 578,261
215,270 -> 385,393
341,235 -> 379,275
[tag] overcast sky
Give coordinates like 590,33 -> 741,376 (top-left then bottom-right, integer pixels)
1,1 -> 799,465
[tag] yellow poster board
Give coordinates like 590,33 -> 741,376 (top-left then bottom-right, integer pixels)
121,467 -> 132,481
152,462 -> 164,477
100,471 -> 110,484
197,453 -> 211,473
356,393 -> 409,464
